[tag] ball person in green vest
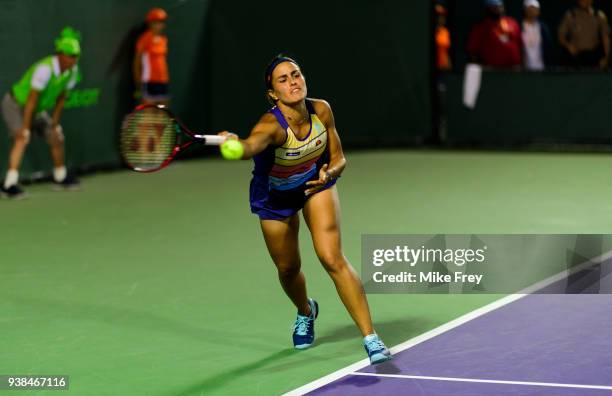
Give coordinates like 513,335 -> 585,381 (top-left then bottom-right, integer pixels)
1,27 -> 82,199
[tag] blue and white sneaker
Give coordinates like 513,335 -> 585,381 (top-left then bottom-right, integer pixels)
292,298 -> 318,349
363,333 -> 392,364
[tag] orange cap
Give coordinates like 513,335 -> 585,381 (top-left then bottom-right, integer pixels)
146,7 -> 167,23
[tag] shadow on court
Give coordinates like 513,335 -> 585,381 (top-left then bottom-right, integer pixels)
173,349 -> 296,396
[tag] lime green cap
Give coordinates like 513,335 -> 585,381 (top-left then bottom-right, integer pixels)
55,26 -> 82,56
55,37 -> 80,56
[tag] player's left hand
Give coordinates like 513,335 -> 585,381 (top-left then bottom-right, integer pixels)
305,163 -> 333,196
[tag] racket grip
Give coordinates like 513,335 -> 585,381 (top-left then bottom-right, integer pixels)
202,135 -> 226,146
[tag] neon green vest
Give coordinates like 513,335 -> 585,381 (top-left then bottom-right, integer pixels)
12,56 -> 80,112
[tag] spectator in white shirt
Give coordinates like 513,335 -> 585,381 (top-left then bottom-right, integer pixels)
522,0 -> 553,70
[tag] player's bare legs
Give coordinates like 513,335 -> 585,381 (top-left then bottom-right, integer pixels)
303,186 -> 373,336
303,186 -> 390,362
260,214 -> 311,316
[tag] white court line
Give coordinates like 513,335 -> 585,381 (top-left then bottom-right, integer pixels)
283,249 -> 612,396
349,372 -> 612,391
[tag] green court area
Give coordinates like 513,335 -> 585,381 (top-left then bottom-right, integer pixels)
2,150 -> 612,395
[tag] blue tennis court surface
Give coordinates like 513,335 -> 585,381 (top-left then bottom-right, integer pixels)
292,260 -> 612,395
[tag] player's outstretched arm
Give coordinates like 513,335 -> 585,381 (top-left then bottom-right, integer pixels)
218,113 -> 282,160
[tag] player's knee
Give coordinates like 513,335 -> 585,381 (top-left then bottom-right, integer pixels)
276,262 -> 301,279
318,253 -> 346,274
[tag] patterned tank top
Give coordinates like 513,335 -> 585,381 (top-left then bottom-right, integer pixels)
252,99 -> 329,192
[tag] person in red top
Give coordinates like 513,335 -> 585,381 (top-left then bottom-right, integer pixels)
467,0 -> 522,68
133,8 -> 170,104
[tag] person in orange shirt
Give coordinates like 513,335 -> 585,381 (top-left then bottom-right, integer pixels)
435,2 -> 452,71
133,8 -> 170,104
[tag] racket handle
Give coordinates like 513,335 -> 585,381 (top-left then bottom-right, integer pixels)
200,135 -> 226,146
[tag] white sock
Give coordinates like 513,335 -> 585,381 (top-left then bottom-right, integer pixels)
53,166 -> 66,183
364,333 -> 378,341
4,169 -> 18,189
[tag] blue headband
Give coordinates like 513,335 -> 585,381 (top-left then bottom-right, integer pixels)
265,56 -> 297,89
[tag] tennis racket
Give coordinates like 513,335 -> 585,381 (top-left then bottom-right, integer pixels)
120,104 -> 225,172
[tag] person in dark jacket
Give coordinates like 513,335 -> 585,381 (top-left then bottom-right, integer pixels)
521,0 -> 553,70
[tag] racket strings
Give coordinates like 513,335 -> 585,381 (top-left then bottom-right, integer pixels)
120,108 -> 177,171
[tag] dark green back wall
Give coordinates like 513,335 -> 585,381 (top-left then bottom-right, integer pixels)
205,0 -> 432,145
443,71 -> 612,145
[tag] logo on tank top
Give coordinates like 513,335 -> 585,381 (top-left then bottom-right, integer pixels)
286,151 -> 300,157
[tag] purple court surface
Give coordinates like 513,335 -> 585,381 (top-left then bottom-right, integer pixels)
302,294 -> 612,395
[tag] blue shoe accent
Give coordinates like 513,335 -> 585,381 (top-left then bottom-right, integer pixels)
292,298 -> 318,349
363,334 -> 392,364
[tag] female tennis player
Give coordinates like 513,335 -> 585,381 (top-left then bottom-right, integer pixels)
218,55 -> 391,364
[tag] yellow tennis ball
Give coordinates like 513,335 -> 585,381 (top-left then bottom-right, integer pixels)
220,139 -> 244,160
